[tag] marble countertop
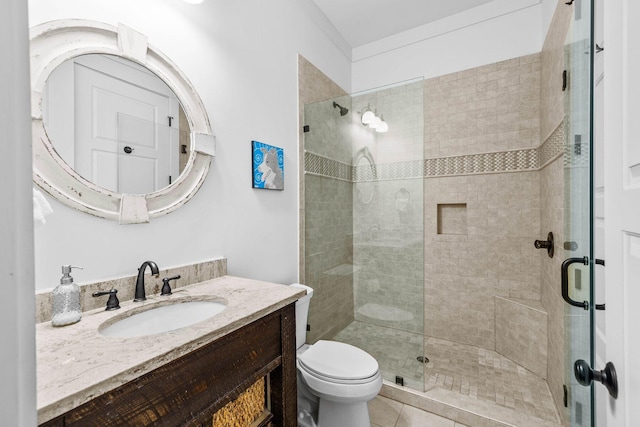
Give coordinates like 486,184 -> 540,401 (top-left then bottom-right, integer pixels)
36,275 -> 304,424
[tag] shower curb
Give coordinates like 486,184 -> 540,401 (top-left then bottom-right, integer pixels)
379,381 -> 562,427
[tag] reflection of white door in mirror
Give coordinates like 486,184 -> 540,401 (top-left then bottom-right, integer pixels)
44,54 -> 180,194
31,20 -> 215,223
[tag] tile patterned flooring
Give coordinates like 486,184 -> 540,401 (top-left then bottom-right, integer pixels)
368,395 -> 468,427
334,321 -> 559,425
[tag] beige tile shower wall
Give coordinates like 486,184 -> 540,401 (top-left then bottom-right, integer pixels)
353,80 -> 424,165
298,56 -> 347,109
540,2 -> 572,140
423,53 -> 540,159
298,56 -> 354,343
539,156 -> 566,419
353,179 -> 424,335
495,297 -> 548,379
424,172 -> 541,350
303,96 -> 353,164
423,53 -> 543,351
305,175 -> 354,342
298,55 -> 348,283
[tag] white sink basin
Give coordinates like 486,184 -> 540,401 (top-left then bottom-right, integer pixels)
100,300 -> 227,338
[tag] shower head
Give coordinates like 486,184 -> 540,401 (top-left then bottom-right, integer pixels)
333,102 -> 349,116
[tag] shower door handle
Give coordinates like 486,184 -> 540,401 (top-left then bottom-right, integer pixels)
595,258 -> 605,310
561,256 -> 589,310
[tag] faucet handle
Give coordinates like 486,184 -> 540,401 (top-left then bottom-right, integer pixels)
92,289 -> 120,311
161,275 -> 181,296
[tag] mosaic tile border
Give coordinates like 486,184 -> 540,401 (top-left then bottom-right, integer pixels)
424,149 -> 538,177
304,151 -> 353,182
369,160 -> 423,181
305,122 -> 566,182
540,122 -> 565,168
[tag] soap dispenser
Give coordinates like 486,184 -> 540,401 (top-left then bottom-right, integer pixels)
51,265 -> 83,327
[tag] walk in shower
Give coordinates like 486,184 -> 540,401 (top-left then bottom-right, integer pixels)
300,2 -> 592,422
301,61 -> 561,424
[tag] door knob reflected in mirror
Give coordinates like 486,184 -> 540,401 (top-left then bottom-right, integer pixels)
123,146 -> 134,154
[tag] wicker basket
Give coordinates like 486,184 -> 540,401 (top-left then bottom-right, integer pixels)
212,377 -> 266,427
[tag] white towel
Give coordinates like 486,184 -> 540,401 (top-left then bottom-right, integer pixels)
33,188 -> 53,226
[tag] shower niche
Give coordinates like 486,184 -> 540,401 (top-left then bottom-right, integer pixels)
437,203 -> 467,235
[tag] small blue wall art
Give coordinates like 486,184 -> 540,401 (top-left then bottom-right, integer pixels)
252,140 -> 284,190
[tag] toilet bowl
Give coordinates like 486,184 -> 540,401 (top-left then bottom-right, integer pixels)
292,284 -> 382,427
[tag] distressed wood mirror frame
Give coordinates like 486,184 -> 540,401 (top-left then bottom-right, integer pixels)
30,20 -> 215,224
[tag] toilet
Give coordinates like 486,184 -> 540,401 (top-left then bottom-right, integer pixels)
292,284 -> 382,427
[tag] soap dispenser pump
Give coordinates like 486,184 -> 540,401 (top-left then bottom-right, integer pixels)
51,265 -> 83,327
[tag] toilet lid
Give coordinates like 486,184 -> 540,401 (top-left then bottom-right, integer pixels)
298,340 -> 379,381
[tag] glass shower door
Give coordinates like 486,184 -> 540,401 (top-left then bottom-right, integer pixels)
562,0 -> 597,425
349,80 -> 425,390
302,79 -> 425,392
302,94 -> 356,347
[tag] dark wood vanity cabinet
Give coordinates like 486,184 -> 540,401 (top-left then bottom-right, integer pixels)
40,303 -> 297,427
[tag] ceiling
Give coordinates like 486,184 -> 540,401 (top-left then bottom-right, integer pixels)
311,0 -> 495,48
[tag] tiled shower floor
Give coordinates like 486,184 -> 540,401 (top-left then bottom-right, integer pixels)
333,321 -> 560,424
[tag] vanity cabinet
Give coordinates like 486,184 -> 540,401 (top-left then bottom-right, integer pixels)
39,303 -> 297,427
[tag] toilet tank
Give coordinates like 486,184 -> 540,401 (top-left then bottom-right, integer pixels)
291,284 -> 313,349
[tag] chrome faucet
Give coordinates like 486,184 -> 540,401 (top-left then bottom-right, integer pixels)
134,261 -> 159,302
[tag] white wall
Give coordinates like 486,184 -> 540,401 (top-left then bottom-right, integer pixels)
0,0 -> 37,423
351,0 -> 544,92
28,0 -> 351,290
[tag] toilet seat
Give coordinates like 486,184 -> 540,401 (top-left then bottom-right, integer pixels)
297,361 -> 382,402
298,340 -> 379,384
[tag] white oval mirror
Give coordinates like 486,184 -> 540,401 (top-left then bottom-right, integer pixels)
30,20 -> 215,224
